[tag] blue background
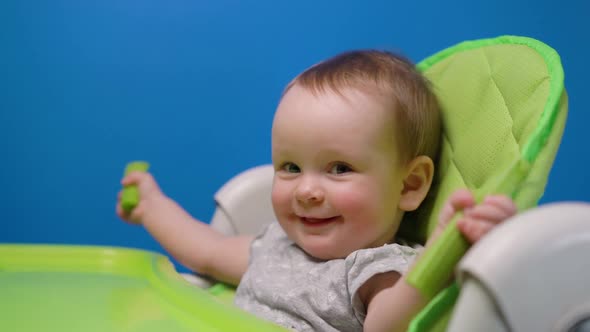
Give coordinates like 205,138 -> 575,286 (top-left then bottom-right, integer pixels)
1,1 -> 588,262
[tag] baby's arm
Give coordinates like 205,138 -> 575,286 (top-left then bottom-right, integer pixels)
116,171 -> 252,286
360,273 -> 427,332
361,189 -> 517,332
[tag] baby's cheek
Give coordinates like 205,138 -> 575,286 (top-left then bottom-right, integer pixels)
334,187 -> 375,216
271,184 -> 290,213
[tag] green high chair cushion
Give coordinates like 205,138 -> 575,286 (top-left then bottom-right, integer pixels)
402,35 -> 567,330
401,35 -> 566,243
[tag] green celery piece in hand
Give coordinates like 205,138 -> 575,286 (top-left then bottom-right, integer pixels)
121,161 -> 150,212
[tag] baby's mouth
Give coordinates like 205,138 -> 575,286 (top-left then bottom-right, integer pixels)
299,216 -> 340,226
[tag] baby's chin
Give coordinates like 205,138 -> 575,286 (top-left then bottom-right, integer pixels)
296,240 -> 356,261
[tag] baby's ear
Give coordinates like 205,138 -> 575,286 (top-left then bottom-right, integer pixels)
399,155 -> 434,211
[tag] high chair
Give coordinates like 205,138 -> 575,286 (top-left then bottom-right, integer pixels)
203,35 -> 581,331
0,35 -> 581,331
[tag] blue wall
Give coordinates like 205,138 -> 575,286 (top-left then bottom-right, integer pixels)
1,1 -> 588,258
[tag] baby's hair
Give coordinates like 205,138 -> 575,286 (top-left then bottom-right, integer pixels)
284,50 -> 441,163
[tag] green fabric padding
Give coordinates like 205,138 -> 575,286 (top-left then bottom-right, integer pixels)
405,35 -> 567,330
401,35 -> 565,243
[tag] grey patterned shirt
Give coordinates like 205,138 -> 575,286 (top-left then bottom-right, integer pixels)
234,222 -> 420,331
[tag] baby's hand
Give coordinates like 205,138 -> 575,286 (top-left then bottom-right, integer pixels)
438,189 -> 517,244
116,172 -> 166,225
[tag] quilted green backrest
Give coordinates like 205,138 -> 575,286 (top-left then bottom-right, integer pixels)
400,35 -> 567,245
399,36 -> 567,304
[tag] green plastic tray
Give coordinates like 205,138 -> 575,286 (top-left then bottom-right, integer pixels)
0,244 -> 286,332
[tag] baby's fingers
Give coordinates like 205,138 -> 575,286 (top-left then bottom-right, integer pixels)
439,189 -> 475,225
115,193 -> 129,218
121,171 -> 161,195
121,171 -> 148,186
457,219 -> 496,244
116,190 -> 142,224
467,195 -> 517,223
115,197 -> 127,219
484,195 -> 517,215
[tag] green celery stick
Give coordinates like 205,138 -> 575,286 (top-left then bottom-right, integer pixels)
121,161 -> 150,212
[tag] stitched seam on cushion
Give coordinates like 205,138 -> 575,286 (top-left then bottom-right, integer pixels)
482,49 -> 520,158
441,129 -> 471,189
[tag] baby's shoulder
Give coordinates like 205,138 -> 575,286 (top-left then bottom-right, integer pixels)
347,242 -> 420,263
345,243 -> 420,281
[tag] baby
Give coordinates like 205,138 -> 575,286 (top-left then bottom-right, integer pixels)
117,50 -> 517,332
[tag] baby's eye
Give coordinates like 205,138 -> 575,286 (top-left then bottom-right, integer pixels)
329,163 -> 353,175
281,162 -> 301,173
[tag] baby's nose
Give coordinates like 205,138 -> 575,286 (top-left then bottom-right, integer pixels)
295,178 -> 324,204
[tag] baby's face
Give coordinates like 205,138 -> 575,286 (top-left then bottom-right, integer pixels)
271,84 -> 408,259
